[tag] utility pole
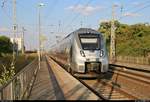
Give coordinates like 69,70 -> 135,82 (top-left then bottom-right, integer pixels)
21,27 -> 25,54
12,0 -> 17,64
110,4 -> 116,63
10,0 -> 17,100
38,4 -> 41,69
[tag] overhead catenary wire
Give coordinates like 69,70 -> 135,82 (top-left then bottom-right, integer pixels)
46,0 -> 83,42
1,6 -> 12,22
99,0 -> 150,23
0,0 -> 28,34
62,0 -> 81,24
52,0 -> 94,46
46,0 -> 82,37
44,0 -> 59,26
63,0 -> 93,33
119,2 -> 150,20
1,0 -> 12,22
122,0 -> 150,13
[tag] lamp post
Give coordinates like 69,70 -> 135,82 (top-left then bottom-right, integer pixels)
38,3 -> 45,69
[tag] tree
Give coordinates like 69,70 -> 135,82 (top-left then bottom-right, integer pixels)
98,20 -> 121,43
0,36 -> 13,56
98,21 -> 150,56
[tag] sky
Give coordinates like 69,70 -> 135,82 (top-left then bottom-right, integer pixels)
0,0 -> 150,51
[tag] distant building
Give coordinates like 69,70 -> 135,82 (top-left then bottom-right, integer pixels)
10,37 -> 23,51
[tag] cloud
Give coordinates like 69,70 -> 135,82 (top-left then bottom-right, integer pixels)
123,12 -> 141,17
66,4 -> 104,16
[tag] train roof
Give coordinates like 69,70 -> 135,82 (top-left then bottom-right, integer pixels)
50,28 -> 101,49
64,28 -> 100,39
74,28 -> 100,34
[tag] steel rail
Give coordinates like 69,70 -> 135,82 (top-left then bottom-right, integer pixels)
47,54 -> 139,100
109,64 -> 150,73
47,55 -> 109,100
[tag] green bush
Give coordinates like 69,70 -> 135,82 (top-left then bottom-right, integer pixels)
98,21 -> 150,57
0,54 -> 36,85
0,36 -> 13,56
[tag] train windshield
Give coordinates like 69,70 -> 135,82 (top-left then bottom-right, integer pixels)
79,34 -> 100,50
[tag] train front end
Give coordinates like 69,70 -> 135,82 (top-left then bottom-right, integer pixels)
72,30 -> 108,77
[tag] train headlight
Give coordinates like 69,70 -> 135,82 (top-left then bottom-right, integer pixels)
80,50 -> 85,57
100,50 -> 104,57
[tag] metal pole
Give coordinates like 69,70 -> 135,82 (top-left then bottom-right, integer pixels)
38,5 -> 41,69
38,3 -> 45,68
12,0 -> 17,63
21,27 -> 25,54
110,4 -> 116,63
11,5 -> 17,101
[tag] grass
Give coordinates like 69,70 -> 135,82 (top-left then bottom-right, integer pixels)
0,53 -> 37,76
15,54 -> 37,73
0,53 -> 37,85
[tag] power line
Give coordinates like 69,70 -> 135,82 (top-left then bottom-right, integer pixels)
1,0 -> 12,22
45,0 -> 82,40
46,0 -> 82,36
63,0 -> 93,33
62,0 -> 81,23
98,2 -> 150,26
44,0 -> 59,26
131,3 -> 150,13
109,1 -> 150,63
119,2 -> 150,20
122,0 -> 150,13
1,6 -> 12,22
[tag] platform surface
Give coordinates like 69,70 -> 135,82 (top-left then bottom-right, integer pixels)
29,56 -> 99,100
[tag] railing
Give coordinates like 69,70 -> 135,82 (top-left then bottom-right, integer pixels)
0,58 -> 38,100
114,56 -> 150,65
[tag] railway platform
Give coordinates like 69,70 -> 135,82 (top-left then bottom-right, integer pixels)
28,55 -> 99,100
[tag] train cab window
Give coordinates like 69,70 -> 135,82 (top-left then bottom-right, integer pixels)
79,34 -> 100,50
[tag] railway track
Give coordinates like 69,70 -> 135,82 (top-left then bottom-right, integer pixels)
107,64 -> 150,99
80,79 -> 136,100
109,64 -> 150,73
109,64 -> 150,85
48,55 -> 139,100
